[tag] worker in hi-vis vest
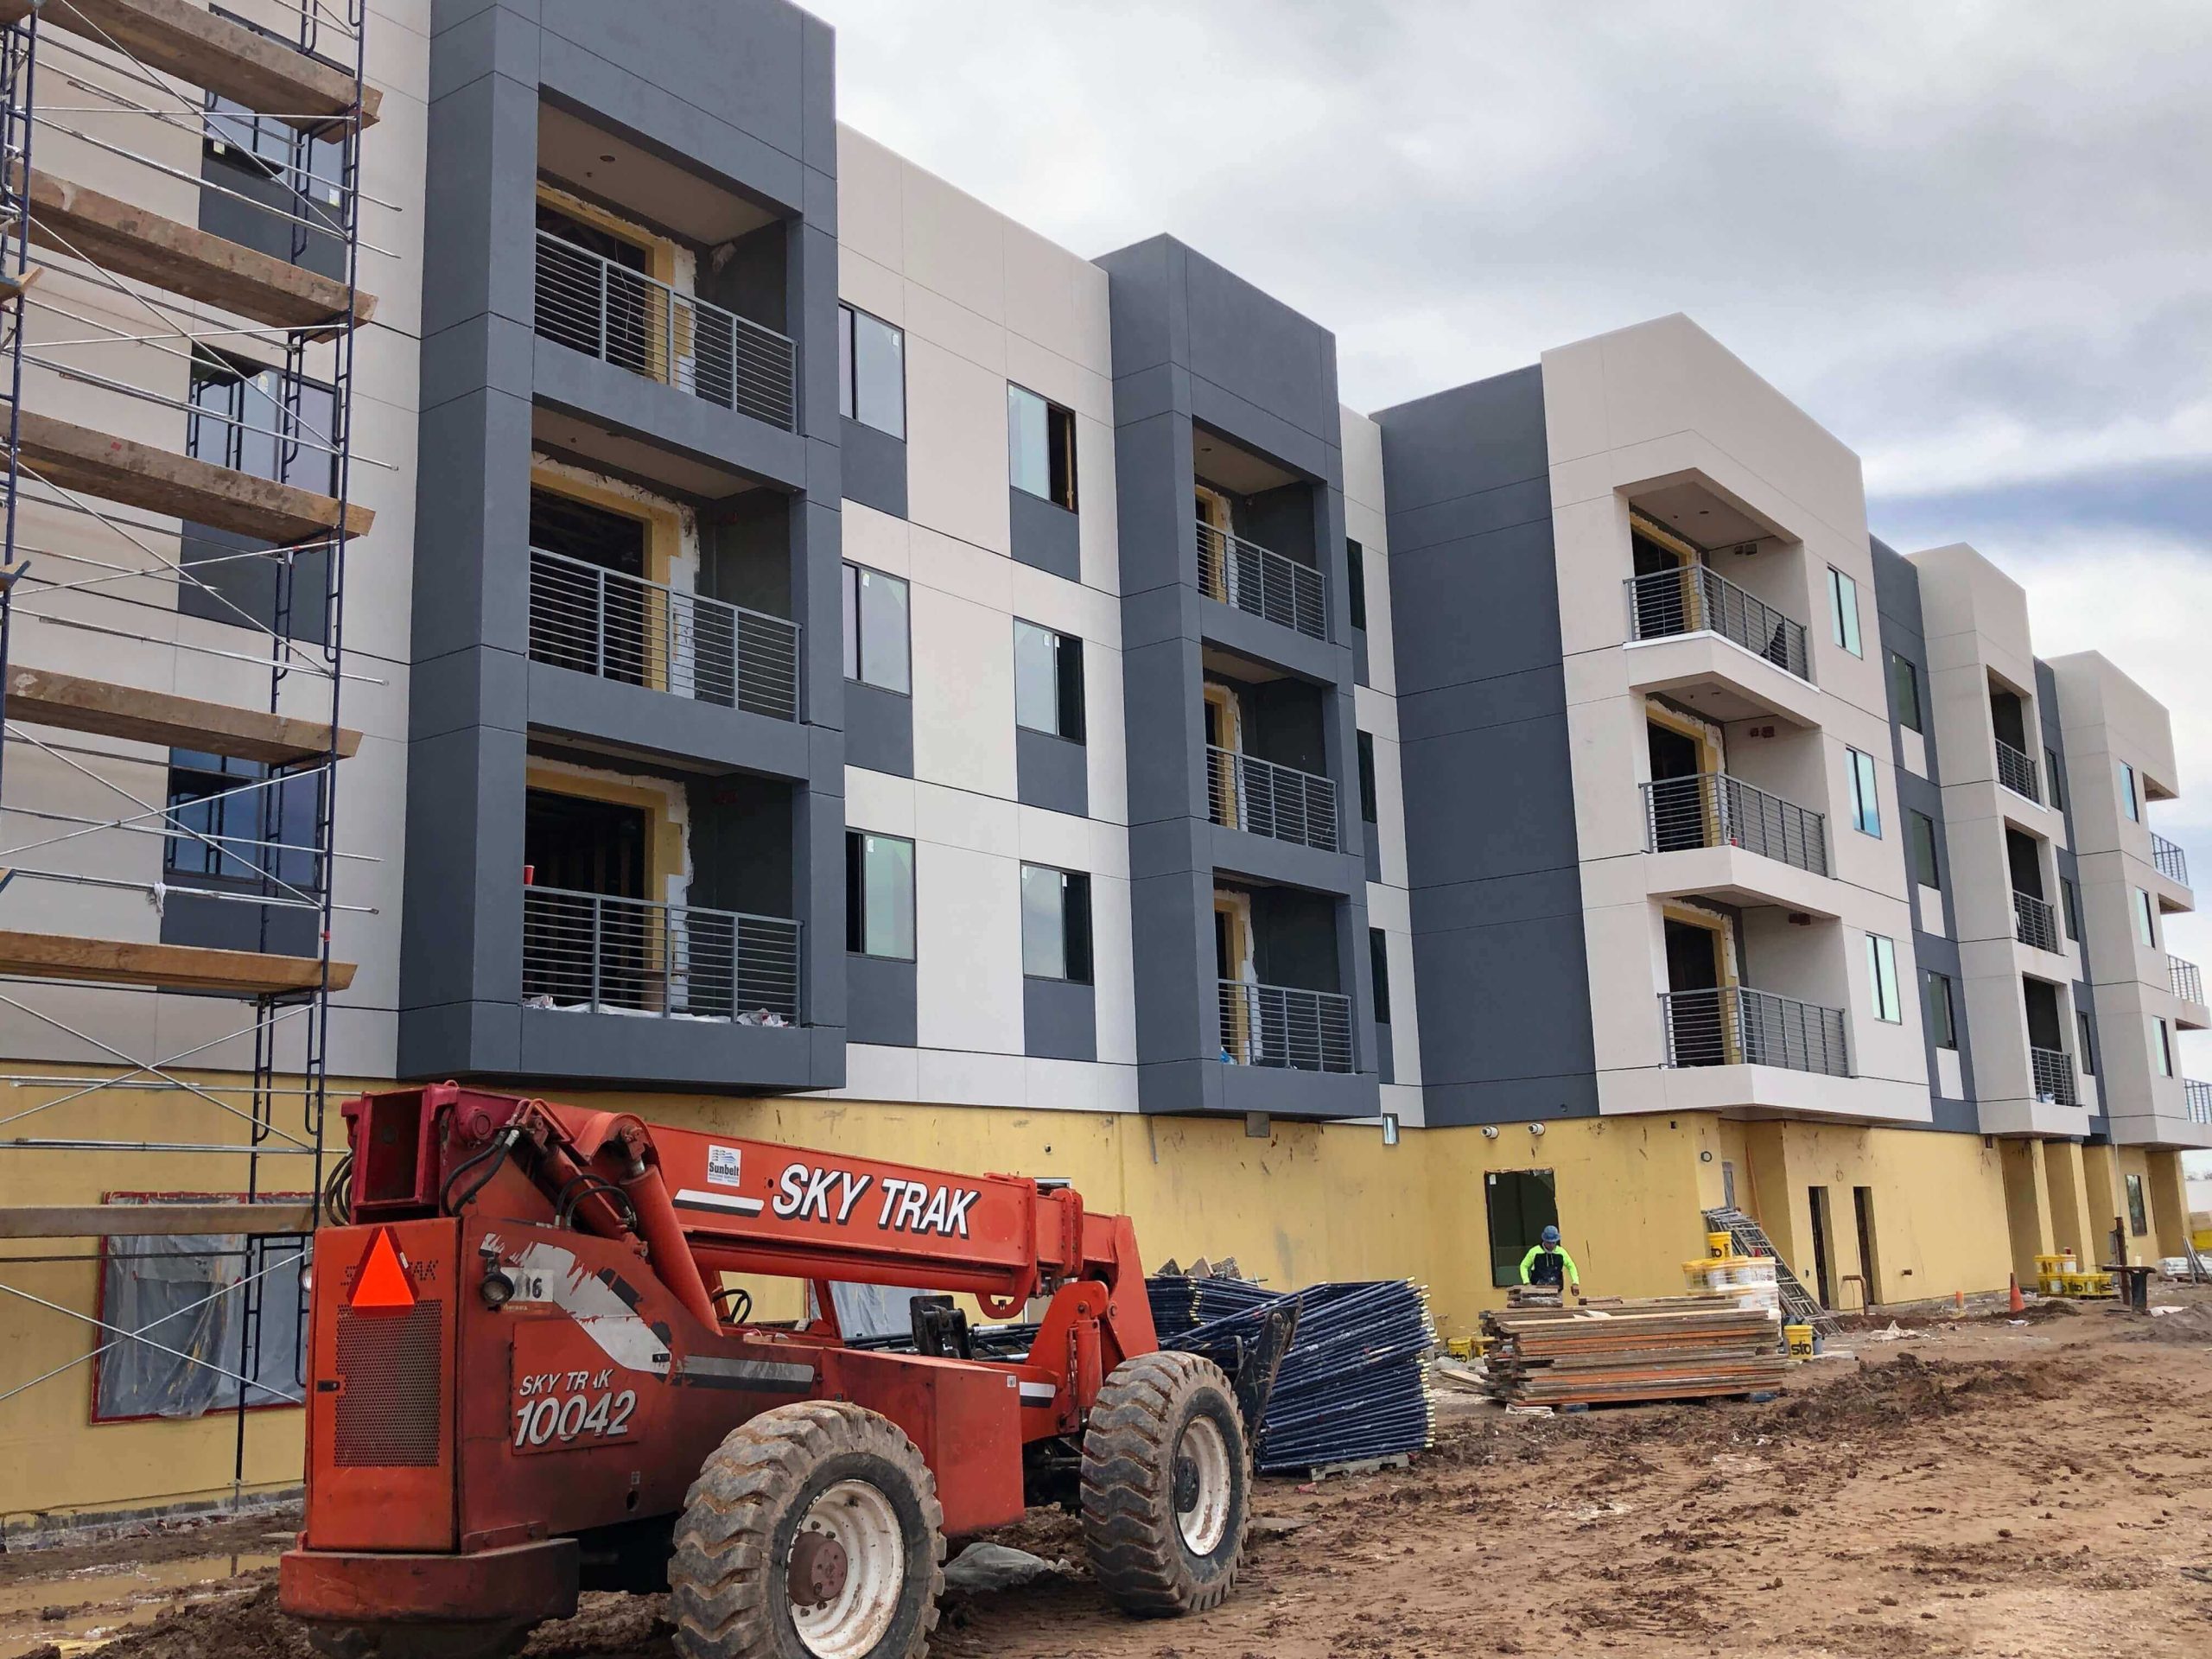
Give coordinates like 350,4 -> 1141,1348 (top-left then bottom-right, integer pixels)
1518,1224 -> 1581,1294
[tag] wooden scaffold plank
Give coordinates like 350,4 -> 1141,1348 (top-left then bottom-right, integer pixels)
3,664 -> 360,767
15,408 -> 374,544
0,1200 -> 317,1237
0,0 -> 381,130
14,166 -> 375,334
0,930 -> 356,995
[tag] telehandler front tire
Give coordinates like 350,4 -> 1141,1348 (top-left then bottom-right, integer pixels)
1078,1350 -> 1251,1617
669,1400 -> 944,1659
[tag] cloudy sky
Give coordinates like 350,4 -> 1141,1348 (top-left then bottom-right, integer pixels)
808,0 -> 2212,1075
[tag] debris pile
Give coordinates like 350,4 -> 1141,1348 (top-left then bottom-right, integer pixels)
1150,1272 -> 1436,1473
1480,1295 -> 1794,1408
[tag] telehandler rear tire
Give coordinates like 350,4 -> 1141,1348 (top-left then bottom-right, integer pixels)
669,1400 -> 945,1659
1078,1350 -> 1251,1617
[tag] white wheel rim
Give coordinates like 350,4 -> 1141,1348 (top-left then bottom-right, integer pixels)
1174,1415 -> 1233,1556
790,1478 -> 906,1659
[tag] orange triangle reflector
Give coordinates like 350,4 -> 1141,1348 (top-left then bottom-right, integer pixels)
350,1227 -> 416,1310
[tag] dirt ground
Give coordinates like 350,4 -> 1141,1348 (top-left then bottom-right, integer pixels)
4,1294 -> 2209,1659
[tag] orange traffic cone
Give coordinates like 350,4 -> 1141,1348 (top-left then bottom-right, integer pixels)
2008,1274 -> 2027,1314
1953,1288 -> 1966,1313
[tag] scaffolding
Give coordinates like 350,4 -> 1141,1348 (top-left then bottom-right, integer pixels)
0,0 -> 376,1516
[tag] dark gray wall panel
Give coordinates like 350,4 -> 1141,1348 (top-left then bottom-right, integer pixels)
844,682 -> 913,778
1009,488 -> 1081,581
1016,728 -> 1088,817
847,953 -> 917,1048
841,420 -> 907,518
405,0 -> 844,1093
1024,977 -> 1097,1062
1376,364 -> 1597,1127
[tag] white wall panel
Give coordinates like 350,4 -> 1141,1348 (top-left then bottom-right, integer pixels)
915,842 -> 1023,1056
911,584 -> 1017,798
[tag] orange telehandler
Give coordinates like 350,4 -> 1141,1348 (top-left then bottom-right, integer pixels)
277,1084 -> 1289,1659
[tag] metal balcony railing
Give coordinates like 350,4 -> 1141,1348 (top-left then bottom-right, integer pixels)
2185,1078 -> 2212,1126
1624,564 -> 1810,682
1206,746 -> 1338,852
1195,521 -> 1327,641
1641,772 -> 1828,875
522,886 -> 801,1024
1993,738 -> 2040,803
1659,985 -> 1849,1077
2152,831 -> 2190,887
2029,1046 -> 2078,1108
529,548 -> 799,721
534,230 -> 796,429
1217,980 -> 1354,1073
2173,956 -> 2205,1007
2012,890 -> 2062,954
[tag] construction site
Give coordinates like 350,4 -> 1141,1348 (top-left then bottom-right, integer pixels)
0,2 -> 2206,1657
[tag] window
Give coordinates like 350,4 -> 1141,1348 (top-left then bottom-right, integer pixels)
2119,760 -> 2140,822
185,350 -> 338,639
1484,1168 -> 1558,1289
1347,539 -> 1368,632
2124,1173 -> 2149,1237
1887,651 -> 1923,732
2152,1016 -> 2175,1078
1847,747 -> 1882,837
836,304 -> 906,438
1020,865 -> 1092,983
1370,927 -> 1391,1026
2133,887 -> 2158,949
165,751 -> 323,894
841,563 -> 911,694
1923,969 -> 1957,1049
2061,877 -> 2081,942
1827,566 -> 1862,657
2044,747 -> 2065,812
1866,933 -> 1902,1023
93,1204 -> 309,1421
1908,810 -> 1941,889
1007,385 -> 1077,511
1357,731 -> 1378,824
200,10 -> 346,281
2076,1009 -> 2096,1076
845,831 -> 914,960
1013,620 -> 1084,741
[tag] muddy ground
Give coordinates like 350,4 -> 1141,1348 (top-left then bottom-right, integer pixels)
4,1294 -> 2209,1659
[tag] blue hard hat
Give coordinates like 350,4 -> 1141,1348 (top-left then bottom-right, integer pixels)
1541,1224 -> 1561,1246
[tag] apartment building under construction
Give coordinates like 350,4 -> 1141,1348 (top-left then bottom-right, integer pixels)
0,0 -> 2201,1533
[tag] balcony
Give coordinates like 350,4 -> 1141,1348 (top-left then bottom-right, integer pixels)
522,886 -> 801,1024
1217,980 -> 1354,1073
2029,1046 -> 2078,1108
2187,1079 -> 2211,1127
2012,890 -> 2062,954
1196,520 -> 1326,641
2153,831 -> 2190,887
1207,747 -> 1338,852
1659,985 -> 1849,1077
1994,739 -> 2040,804
2174,956 -> 2204,1007
1642,772 -> 1827,875
528,548 -> 799,721
1624,565 -> 1809,682
534,230 -> 796,430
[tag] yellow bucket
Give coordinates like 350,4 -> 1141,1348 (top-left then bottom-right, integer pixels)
1783,1323 -> 1815,1358
1707,1231 -> 1733,1257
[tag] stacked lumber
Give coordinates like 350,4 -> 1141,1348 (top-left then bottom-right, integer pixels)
1150,1274 -> 1437,1473
1481,1295 -> 1793,1408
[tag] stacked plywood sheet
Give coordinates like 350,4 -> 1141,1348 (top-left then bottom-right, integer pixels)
1481,1295 -> 1794,1408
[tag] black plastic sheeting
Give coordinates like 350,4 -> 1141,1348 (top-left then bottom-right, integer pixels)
1149,1275 -> 1435,1474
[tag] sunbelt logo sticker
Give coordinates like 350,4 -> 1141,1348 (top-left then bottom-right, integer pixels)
707,1145 -> 743,1189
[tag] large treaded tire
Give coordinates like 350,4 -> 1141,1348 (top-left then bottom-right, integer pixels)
668,1401 -> 944,1659
1078,1351 -> 1251,1618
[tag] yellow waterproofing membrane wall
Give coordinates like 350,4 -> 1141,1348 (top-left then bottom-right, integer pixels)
3,1079 -> 2024,1524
